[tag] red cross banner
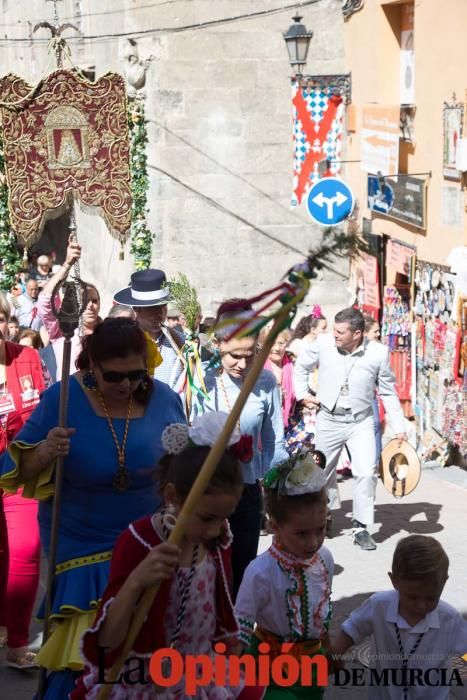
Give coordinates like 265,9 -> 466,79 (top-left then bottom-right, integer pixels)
291,80 -> 344,207
0,69 -> 132,245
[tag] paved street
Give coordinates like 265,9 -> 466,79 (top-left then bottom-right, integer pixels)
1,464 -> 466,699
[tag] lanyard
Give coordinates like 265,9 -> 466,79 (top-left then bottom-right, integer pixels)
394,623 -> 425,700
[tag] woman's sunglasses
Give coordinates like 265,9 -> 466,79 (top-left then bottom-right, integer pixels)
100,369 -> 147,384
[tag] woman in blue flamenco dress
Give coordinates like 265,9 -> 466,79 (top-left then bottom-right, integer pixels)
0,318 -> 186,699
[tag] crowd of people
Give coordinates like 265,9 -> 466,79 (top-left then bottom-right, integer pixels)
0,239 -> 465,699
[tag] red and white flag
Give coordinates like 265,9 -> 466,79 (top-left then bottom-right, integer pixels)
291,81 -> 344,207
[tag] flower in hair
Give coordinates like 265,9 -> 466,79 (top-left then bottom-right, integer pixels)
162,412 -> 246,456
263,445 -> 326,496
311,304 -> 323,319
161,423 -> 190,455
230,434 -> 254,463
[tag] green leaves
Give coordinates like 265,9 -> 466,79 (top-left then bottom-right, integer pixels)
0,134 -> 22,291
128,95 -> 154,270
167,273 -> 201,334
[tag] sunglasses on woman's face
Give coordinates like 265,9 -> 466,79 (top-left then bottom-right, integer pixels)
100,368 -> 147,384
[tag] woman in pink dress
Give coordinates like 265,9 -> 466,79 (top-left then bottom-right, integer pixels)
263,330 -> 295,427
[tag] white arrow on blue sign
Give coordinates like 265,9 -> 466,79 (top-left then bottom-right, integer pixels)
306,177 -> 355,226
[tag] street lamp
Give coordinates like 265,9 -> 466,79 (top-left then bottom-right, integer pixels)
283,13 -> 313,75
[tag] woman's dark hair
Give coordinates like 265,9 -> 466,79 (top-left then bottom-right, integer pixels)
157,445 -> 243,501
292,314 -> 325,340
264,487 -> 327,525
76,317 -> 153,403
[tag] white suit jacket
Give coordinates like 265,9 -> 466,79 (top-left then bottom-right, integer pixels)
294,334 -> 406,434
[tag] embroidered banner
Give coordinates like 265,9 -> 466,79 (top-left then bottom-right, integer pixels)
0,69 -> 132,245
291,81 -> 344,207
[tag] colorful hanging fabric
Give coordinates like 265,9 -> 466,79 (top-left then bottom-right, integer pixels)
0,69 -> 132,245
291,81 -> 344,206
176,335 -> 208,417
212,270 -> 310,343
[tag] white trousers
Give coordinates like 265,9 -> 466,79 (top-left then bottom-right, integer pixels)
314,409 -> 377,526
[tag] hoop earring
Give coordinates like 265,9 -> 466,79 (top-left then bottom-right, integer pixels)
162,503 -> 177,535
83,369 -> 98,391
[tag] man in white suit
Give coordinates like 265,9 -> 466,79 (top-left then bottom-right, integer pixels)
294,307 -> 406,550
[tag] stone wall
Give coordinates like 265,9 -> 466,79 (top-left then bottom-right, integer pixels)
1,0 -> 350,317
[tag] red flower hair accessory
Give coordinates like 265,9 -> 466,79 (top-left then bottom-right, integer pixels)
230,434 -> 254,463
311,304 -> 323,319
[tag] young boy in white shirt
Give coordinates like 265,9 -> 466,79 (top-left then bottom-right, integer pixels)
331,535 -> 467,700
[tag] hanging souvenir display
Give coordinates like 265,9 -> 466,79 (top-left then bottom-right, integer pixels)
414,260 -> 453,323
381,286 -> 411,350
415,319 -> 425,369
413,258 -> 464,458
0,69 -> 132,246
439,326 -> 461,378
432,319 -> 447,368
381,285 -> 411,402
442,381 -> 465,452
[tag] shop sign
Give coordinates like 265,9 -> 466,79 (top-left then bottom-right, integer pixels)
361,105 -> 400,176
386,239 -> 414,276
367,174 -> 427,230
354,252 -> 381,309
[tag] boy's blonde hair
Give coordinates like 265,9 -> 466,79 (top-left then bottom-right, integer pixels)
392,535 -> 449,582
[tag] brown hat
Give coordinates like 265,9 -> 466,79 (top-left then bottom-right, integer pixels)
380,439 -> 421,498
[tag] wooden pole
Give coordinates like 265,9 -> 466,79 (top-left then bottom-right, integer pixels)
97,303 -> 297,698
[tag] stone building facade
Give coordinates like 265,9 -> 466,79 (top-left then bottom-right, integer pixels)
1,0 -> 350,315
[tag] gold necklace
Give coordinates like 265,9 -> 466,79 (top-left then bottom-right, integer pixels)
98,392 -> 133,492
218,372 -> 241,431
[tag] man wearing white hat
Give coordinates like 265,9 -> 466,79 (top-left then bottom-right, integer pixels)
114,269 -> 184,390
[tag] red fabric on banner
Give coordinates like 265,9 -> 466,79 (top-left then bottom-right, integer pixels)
0,69 -> 132,245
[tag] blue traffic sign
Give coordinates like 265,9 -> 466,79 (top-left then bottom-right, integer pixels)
306,177 -> 355,226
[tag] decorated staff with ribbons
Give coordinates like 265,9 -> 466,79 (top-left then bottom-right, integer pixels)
166,272 -> 207,417
0,318 -> 185,698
